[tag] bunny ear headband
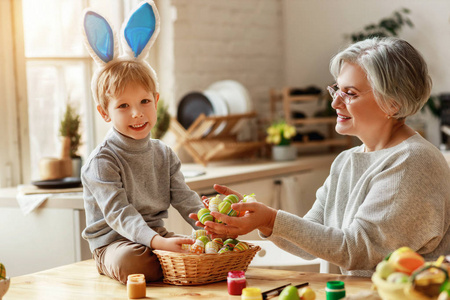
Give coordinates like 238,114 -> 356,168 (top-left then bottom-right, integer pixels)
82,0 -> 160,103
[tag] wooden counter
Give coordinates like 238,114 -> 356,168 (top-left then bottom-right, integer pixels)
4,259 -> 373,300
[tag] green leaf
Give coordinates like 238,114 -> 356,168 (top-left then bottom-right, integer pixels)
151,99 -> 171,140
346,8 -> 414,41
59,103 -> 82,158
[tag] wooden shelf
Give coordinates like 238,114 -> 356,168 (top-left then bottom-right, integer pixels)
170,113 -> 264,166
270,87 -> 352,151
284,94 -> 322,102
292,138 -> 350,147
291,117 -> 336,125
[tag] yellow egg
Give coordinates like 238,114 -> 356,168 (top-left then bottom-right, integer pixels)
299,287 -> 316,300
0,263 -> 6,280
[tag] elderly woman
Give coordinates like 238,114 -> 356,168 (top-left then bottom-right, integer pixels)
191,37 -> 450,277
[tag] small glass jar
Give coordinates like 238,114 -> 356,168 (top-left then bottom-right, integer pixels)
228,270 -> 246,295
241,287 -> 262,300
127,274 -> 146,299
326,280 -> 346,300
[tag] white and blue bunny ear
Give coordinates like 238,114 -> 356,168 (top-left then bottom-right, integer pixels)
120,1 -> 160,60
82,10 -> 119,66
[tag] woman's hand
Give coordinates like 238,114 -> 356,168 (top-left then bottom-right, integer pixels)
150,235 -> 194,253
189,185 -> 242,229
213,184 -> 243,199
205,201 -> 278,238
188,213 -> 204,228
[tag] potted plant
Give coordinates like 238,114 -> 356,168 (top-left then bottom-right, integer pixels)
346,8 -> 413,42
266,121 -> 297,161
59,103 -> 82,177
151,99 -> 171,140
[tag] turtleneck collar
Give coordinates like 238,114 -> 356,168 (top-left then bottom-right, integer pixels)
108,127 -> 151,152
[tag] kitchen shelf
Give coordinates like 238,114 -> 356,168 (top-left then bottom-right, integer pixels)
291,117 -> 336,125
170,112 -> 264,166
270,87 -> 352,151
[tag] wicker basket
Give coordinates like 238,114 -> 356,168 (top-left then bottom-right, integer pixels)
153,244 -> 260,285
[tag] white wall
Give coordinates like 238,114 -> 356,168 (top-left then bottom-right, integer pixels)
155,1 -> 449,149
282,0 -> 450,146
163,0 -> 284,121
282,0 -> 450,91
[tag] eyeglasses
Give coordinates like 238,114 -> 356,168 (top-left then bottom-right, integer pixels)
327,83 -> 372,105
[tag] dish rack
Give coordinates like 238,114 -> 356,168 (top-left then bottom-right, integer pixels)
170,112 -> 264,166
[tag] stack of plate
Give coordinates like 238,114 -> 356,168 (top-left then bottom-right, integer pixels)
177,80 -> 252,130
206,80 -> 252,115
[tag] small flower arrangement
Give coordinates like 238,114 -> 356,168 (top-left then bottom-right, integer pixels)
266,121 -> 296,146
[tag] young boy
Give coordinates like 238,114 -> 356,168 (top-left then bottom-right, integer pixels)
81,59 -> 204,284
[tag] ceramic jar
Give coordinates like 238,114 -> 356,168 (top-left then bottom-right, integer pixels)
272,145 -> 297,161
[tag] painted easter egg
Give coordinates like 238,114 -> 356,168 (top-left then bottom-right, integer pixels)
233,241 -> 249,252
223,238 -> 239,249
190,239 -> 205,254
197,235 -> 210,246
193,229 -> 208,239
223,194 -> 239,204
197,208 -> 213,224
218,245 -> 233,253
209,195 -> 222,213
218,201 -> 237,216
205,241 -> 220,254
212,238 -> 223,247
181,244 -> 192,251
0,263 -> 5,280
243,193 -> 257,203
391,251 -> 424,275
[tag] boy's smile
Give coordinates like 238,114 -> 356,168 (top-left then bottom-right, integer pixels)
97,83 -> 159,140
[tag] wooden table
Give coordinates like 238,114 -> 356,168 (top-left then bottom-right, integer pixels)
4,260 -> 374,299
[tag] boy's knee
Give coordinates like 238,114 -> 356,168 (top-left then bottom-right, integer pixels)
114,244 -> 163,283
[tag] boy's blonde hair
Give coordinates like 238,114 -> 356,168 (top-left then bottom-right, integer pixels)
95,59 -> 157,111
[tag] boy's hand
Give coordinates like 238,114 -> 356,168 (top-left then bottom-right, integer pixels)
150,235 -> 195,253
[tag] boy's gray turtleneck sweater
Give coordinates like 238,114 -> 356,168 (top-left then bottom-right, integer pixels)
81,128 -> 203,252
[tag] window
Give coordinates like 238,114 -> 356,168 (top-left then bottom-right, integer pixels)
21,0 -> 138,180
0,0 -> 158,186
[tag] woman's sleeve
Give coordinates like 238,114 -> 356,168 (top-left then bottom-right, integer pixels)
266,149 -> 450,271
259,173 -> 331,260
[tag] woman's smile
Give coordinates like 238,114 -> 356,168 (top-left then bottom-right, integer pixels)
337,113 -> 351,122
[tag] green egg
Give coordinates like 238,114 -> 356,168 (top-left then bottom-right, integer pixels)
197,235 -> 210,246
197,208 -> 213,224
223,194 -> 239,204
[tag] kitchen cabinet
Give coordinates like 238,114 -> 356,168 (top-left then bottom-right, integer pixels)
0,207 -> 89,277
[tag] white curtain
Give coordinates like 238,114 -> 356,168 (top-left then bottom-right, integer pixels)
0,0 -> 29,187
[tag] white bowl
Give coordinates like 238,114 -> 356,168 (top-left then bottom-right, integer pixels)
0,278 -> 10,300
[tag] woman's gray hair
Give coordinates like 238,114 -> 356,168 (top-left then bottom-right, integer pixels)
329,37 -> 432,119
